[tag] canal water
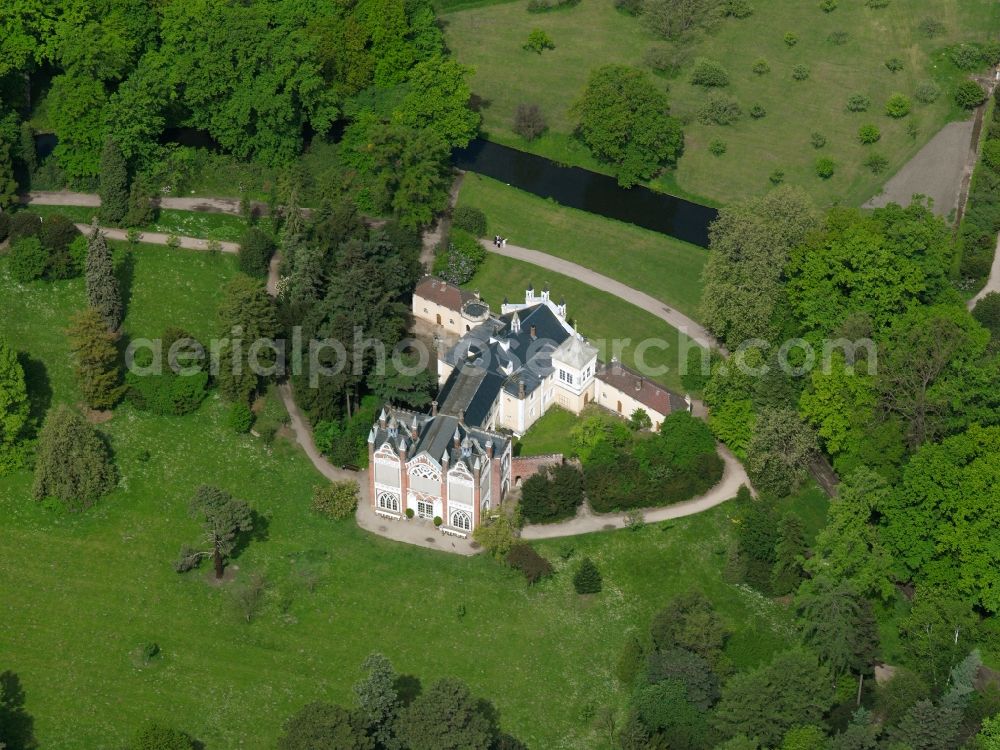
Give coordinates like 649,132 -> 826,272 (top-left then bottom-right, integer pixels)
34,130 -> 719,247
453,139 -> 717,248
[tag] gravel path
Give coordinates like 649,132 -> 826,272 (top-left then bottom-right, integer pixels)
481,239 -> 723,352
77,201 -> 747,553
78,224 -> 240,253
969,234 -> 1000,309
23,190 -> 273,216
862,120 -> 976,217
521,443 -> 747,539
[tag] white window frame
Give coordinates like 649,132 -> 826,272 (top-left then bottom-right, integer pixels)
417,500 -> 434,519
377,492 -> 399,512
451,510 -> 472,531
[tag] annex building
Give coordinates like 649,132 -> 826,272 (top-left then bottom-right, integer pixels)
368,277 -> 690,536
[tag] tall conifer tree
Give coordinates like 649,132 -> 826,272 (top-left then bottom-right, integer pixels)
85,225 -> 123,331
67,307 -> 125,409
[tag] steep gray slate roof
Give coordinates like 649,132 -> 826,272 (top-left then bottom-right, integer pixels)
371,406 -> 505,472
439,303 -> 572,427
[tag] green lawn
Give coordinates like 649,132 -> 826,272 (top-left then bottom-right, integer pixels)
0,248 -> 790,749
458,173 -> 708,318
444,0 -> 1000,206
0,242 -> 236,405
465,253 -> 702,393
27,203 -> 254,243
516,405 -> 582,456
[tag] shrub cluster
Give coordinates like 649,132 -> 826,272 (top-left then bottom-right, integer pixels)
513,102 -> 547,141
311,481 -> 359,520
815,157 -> 835,179
433,228 -> 487,285
526,0 -> 578,12
582,411 -> 723,513
858,124 -> 881,144
125,330 -> 210,416
519,462 -> 584,523
506,543 -> 554,584
6,211 -> 84,282
846,93 -> 871,112
689,58 -> 729,88
697,93 -> 743,125
451,206 -> 487,237
885,93 -> 911,118
914,82 -> 940,104
959,88 -> 1000,281
948,41 -> 1000,71
238,227 -> 276,278
956,80 -> 987,110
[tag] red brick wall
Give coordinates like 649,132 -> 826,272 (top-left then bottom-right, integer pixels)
511,454 -> 564,488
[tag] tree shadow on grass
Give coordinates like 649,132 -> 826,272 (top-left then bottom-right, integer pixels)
114,246 -> 135,324
394,674 -> 422,708
17,354 -> 51,435
229,509 -> 271,565
0,670 -> 38,750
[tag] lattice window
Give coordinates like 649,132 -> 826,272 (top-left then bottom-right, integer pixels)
451,510 -> 472,531
377,492 -> 399,512
409,463 -> 439,480
417,500 -> 434,519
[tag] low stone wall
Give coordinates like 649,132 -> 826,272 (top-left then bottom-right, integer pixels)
511,454 -> 564,488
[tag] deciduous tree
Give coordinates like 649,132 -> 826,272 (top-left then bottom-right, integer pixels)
277,702 -> 373,750
701,187 -> 820,348
98,138 -> 129,225
398,678 -> 497,750
805,468 -> 895,600
574,65 -> 683,187
353,652 -> 401,749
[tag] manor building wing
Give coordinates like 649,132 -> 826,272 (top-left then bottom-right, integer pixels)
368,406 -> 511,537
378,280 -> 691,534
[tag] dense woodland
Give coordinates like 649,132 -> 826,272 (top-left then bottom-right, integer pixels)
0,0 -> 479,227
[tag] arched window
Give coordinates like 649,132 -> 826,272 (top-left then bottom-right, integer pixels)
377,492 -> 399,512
451,510 -> 472,531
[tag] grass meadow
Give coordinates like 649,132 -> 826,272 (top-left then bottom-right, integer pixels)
443,0 -> 1000,206
28,203 -> 252,243
457,173 -> 708,318
0,247 -> 794,748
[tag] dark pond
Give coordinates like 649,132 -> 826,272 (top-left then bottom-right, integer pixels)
33,133 -> 58,161
160,127 -> 222,151
453,139 -> 717,248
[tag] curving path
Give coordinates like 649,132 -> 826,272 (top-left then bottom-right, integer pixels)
480,239 -> 723,353
80,205 -> 748,552
969,234 -> 1000,309
521,444 -> 747,539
